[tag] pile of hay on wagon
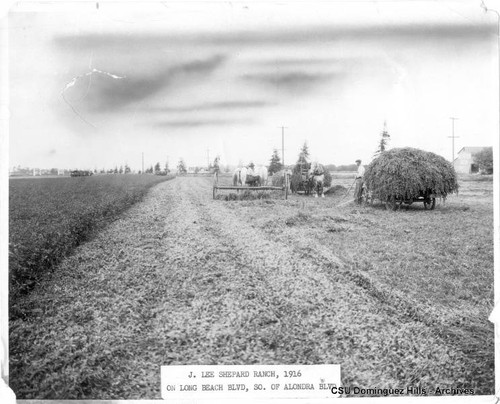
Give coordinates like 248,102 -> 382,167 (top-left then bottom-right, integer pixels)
364,147 -> 459,204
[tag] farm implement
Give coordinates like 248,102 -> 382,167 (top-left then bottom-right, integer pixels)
290,164 -> 312,195
213,172 -> 289,200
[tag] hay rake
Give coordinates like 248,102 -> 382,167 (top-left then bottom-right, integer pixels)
212,171 -> 289,200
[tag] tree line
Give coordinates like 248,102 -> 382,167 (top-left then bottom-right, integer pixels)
167,122 -> 494,177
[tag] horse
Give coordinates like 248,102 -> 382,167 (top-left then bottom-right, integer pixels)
308,162 -> 325,198
233,167 -> 248,186
253,165 -> 269,186
243,165 -> 268,186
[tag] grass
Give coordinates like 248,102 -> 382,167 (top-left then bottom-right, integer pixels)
458,174 -> 493,182
9,174 -> 174,317
8,175 -> 494,398
231,178 -> 494,394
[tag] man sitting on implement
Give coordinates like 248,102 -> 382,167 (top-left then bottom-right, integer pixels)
245,162 -> 259,186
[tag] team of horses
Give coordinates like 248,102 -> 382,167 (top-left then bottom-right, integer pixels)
233,165 -> 269,187
232,162 -> 326,198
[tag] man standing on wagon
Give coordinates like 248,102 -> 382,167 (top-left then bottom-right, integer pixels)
354,159 -> 365,204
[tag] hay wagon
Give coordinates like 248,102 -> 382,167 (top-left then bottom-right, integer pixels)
364,147 -> 458,212
290,163 -> 312,195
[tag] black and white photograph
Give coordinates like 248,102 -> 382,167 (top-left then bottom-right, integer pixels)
2,0 -> 497,400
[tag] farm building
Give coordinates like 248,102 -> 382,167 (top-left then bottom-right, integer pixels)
453,146 -> 492,174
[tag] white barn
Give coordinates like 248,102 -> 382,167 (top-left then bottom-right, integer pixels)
453,147 -> 492,174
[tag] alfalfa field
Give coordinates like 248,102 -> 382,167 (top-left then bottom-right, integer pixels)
8,173 -> 494,399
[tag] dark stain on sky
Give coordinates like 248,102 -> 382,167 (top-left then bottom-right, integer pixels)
147,101 -> 273,112
65,55 -> 226,112
53,22 -> 495,50
152,118 -> 253,128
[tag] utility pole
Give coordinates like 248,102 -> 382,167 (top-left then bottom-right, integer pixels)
278,126 -> 288,167
278,125 -> 289,199
448,117 -> 459,164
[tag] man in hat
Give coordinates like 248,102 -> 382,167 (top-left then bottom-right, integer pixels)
354,159 -> 365,204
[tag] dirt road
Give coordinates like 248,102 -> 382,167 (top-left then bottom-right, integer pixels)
10,176 -> 494,398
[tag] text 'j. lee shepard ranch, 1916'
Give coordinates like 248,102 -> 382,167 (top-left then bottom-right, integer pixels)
160,364 -> 341,399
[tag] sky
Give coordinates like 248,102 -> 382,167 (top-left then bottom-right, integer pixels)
6,1 -> 499,171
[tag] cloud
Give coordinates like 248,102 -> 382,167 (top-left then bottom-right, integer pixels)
153,118 -> 253,128
254,57 -> 347,67
62,55 -> 226,113
241,71 -> 338,92
148,100 -> 273,112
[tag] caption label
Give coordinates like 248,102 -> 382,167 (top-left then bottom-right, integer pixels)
160,364 -> 341,399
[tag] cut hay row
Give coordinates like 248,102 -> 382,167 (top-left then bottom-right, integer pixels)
215,186 -> 284,191
213,185 -> 287,200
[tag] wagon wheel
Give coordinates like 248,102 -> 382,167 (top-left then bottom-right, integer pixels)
385,196 -> 401,211
385,197 -> 396,210
424,197 -> 436,210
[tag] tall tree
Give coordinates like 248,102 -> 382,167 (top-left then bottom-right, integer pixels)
299,141 -> 310,162
213,156 -> 220,172
473,147 -> 493,174
374,121 -> 390,157
294,142 -> 311,174
164,161 -> 170,174
154,162 -> 161,173
269,149 -> 283,175
177,159 -> 187,174
124,164 -> 131,174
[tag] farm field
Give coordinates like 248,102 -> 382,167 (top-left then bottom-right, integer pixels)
9,175 -> 494,399
9,174 -> 174,310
